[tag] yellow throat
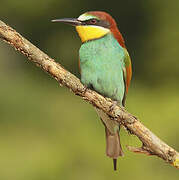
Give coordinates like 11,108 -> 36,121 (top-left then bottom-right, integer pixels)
76,25 -> 110,43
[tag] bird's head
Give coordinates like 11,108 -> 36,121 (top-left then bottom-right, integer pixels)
52,11 -> 125,47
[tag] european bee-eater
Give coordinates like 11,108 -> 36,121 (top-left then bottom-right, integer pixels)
52,11 -> 132,170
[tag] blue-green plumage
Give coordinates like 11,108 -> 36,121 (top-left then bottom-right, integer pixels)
79,33 -> 125,105
52,11 -> 132,170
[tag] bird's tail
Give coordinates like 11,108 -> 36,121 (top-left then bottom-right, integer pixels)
105,126 -> 124,170
95,108 -> 124,170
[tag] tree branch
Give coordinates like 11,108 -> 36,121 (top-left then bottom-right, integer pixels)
0,20 -> 178,169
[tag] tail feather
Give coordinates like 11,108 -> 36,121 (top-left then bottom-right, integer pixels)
105,126 -> 124,157
105,126 -> 124,170
95,108 -> 124,170
113,159 -> 117,171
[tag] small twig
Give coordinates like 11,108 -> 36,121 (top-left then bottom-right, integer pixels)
0,20 -> 179,169
126,145 -> 155,156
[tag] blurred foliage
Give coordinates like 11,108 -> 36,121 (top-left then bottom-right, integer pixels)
0,0 -> 179,180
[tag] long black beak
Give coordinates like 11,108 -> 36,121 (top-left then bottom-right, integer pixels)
51,18 -> 82,26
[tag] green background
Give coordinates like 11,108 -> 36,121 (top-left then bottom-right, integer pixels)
0,0 -> 179,179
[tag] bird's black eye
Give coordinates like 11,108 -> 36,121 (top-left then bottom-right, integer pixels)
90,18 -> 98,24
84,18 -> 99,25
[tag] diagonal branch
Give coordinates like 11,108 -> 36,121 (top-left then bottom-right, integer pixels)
0,20 -> 178,169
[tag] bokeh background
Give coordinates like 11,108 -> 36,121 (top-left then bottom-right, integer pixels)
0,0 -> 179,179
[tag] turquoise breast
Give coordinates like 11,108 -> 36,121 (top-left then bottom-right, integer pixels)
79,33 -> 125,104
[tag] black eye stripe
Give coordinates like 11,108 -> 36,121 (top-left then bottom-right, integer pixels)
82,18 -> 110,28
97,20 -> 110,28
82,18 -> 99,25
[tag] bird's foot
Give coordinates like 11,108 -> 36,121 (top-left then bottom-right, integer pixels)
82,85 -> 88,95
109,101 -> 118,112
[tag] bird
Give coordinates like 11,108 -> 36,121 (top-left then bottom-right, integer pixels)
52,11 -> 132,170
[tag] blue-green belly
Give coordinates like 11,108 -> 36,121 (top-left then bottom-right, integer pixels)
79,33 -> 125,104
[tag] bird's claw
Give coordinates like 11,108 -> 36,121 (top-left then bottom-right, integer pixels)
82,86 -> 88,95
109,101 -> 118,112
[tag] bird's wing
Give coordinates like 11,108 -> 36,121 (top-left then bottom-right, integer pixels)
123,48 -> 132,94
